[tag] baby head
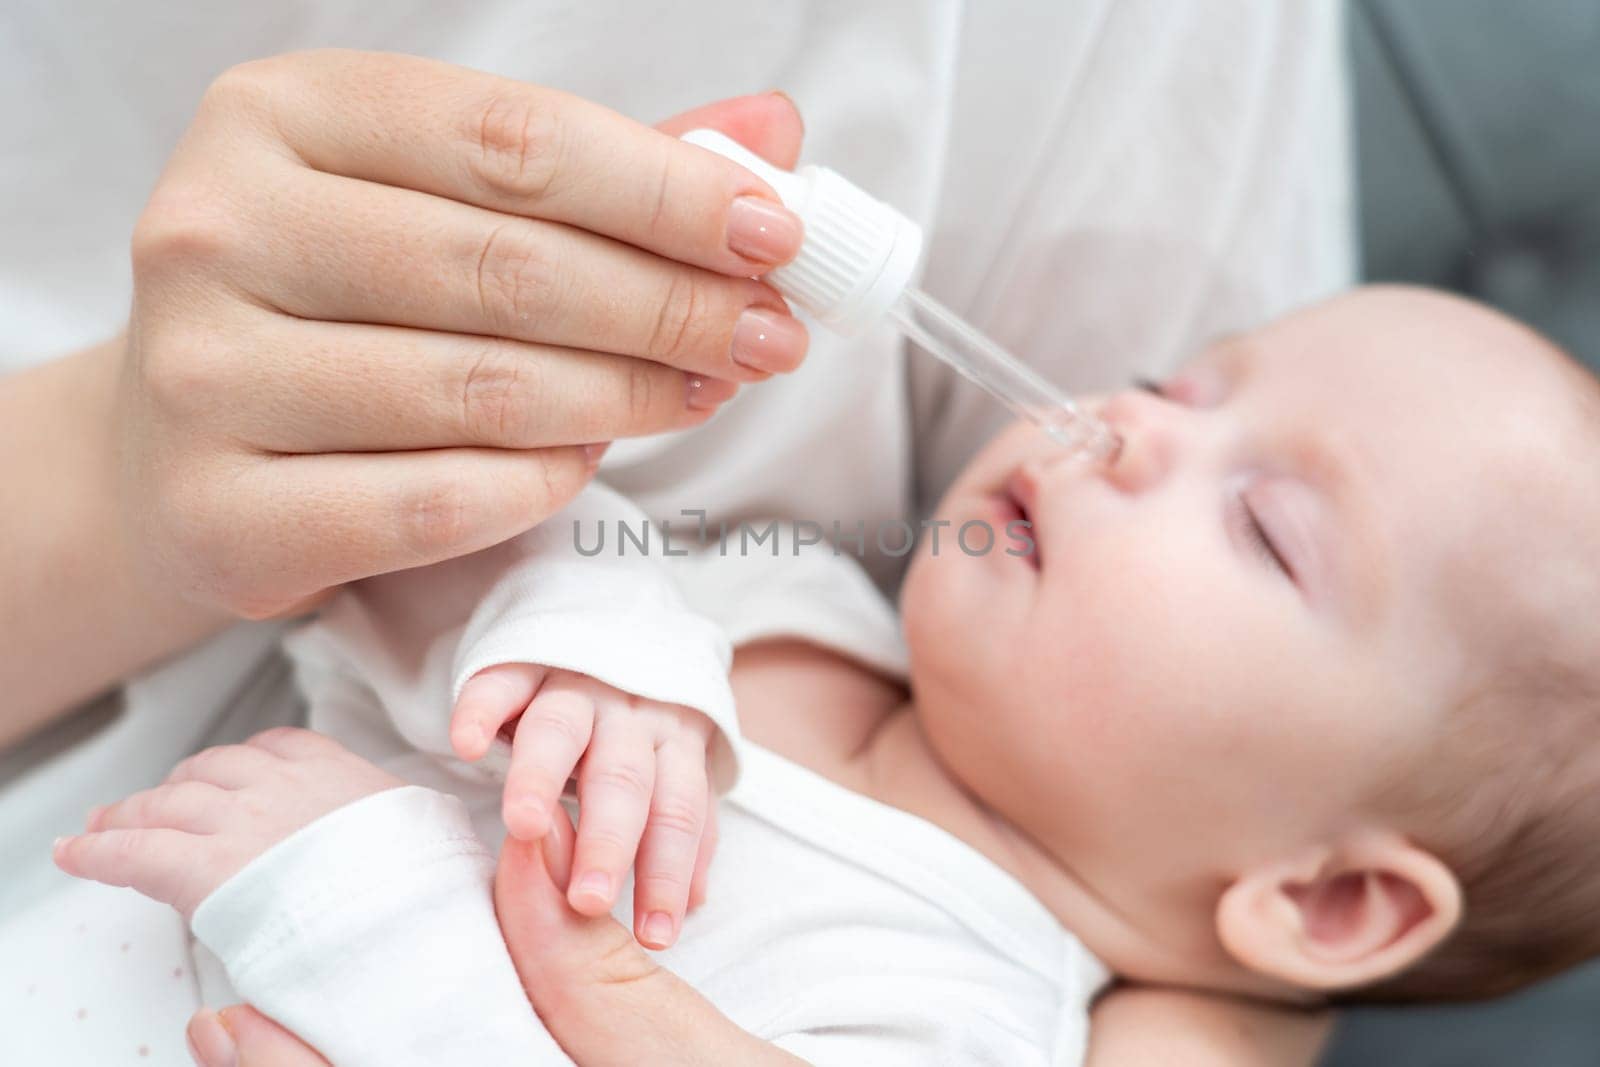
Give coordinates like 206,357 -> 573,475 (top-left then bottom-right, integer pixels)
901,285 -> 1600,1003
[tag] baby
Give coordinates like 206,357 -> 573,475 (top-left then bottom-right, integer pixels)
56,286 -> 1600,1063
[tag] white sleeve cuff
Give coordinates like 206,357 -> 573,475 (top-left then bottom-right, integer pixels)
191,786 -> 571,1066
448,483 -> 742,792
453,608 -> 740,793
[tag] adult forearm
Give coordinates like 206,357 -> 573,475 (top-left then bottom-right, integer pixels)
0,338 -> 225,746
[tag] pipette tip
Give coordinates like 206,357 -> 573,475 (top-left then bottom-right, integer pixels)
1040,412 -> 1122,465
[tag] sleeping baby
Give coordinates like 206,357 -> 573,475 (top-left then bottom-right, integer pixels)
56,286 -> 1600,1064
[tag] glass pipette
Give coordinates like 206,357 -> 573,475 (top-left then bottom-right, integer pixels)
887,287 -> 1120,461
681,128 -> 1120,464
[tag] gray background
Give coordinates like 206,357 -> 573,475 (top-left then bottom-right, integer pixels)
1322,2 -> 1600,1063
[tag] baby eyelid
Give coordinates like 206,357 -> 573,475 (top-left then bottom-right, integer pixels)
1132,372 -> 1226,408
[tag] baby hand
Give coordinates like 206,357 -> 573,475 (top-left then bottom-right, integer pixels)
450,664 -> 717,949
53,728 -> 402,920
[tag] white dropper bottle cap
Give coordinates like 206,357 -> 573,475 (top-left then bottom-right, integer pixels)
682,128 -> 1121,463
682,128 -> 924,335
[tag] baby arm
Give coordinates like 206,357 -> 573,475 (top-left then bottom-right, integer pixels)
53,727 -> 404,921
309,480 -> 740,947
56,729 -> 572,1066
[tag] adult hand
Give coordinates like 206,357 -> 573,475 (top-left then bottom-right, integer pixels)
494,811 -> 804,1065
120,49 -> 808,619
185,1006 -> 329,1067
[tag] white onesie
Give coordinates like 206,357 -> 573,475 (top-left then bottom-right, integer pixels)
186,483 -> 1109,1066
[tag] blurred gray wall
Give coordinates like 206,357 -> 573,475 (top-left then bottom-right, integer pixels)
1351,0 -> 1600,364
1322,3 -> 1600,1064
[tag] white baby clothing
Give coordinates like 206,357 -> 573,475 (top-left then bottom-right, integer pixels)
194,758 -> 1108,1066
188,479 -> 1108,1065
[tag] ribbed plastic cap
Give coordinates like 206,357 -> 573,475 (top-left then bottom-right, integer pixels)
683,128 -> 923,335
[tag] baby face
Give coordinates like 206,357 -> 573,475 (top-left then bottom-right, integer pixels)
901,287 -> 1597,952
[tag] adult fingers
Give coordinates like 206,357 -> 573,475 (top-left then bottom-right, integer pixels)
187,1005 -> 332,1067
496,832 -> 776,1067
631,739 -> 709,949
221,168 -> 802,382
654,91 -> 805,170
688,803 -> 720,912
503,675 -> 596,840
203,318 -> 738,455
179,443 -> 596,618
451,662 -> 547,762
212,51 -> 803,276
495,829 -> 657,1016
569,716 -> 656,916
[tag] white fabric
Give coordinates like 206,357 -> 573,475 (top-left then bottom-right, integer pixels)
193,538 -> 1103,1065
0,1 -> 1353,1059
0,880 -> 199,1065
194,753 -> 1106,1066
191,786 -> 570,1067
284,481 -> 743,794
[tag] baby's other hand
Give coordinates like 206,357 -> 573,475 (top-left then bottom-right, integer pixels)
53,728 -> 402,920
451,664 -> 717,949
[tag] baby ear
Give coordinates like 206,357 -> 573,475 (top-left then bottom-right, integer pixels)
1214,833 -> 1462,993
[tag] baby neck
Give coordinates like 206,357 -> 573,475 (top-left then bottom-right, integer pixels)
728,638 -> 1230,991
857,704 -> 1216,989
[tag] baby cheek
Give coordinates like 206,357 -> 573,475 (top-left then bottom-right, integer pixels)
1034,557 -> 1250,769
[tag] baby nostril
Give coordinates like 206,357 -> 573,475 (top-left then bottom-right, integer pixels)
1096,430 -> 1125,468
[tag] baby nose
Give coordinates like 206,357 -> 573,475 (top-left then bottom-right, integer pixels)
1095,391 -> 1176,493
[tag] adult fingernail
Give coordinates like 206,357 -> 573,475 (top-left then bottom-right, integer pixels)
726,196 -> 802,265
731,308 -> 808,374
575,870 -> 610,904
642,911 -> 676,947
686,375 -> 738,411
186,1008 -> 237,1067
582,442 -> 610,471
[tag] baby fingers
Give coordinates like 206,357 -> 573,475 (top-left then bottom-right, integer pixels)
631,739 -> 711,949
164,742 -> 282,789
53,827 -> 214,919
86,780 -> 229,835
452,662 -> 550,761
569,714 -> 656,917
503,673 -> 597,840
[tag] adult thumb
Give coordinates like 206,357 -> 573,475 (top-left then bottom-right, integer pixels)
494,815 -> 658,1011
186,1006 -> 331,1067
495,819 -> 801,1066
655,91 -> 805,170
